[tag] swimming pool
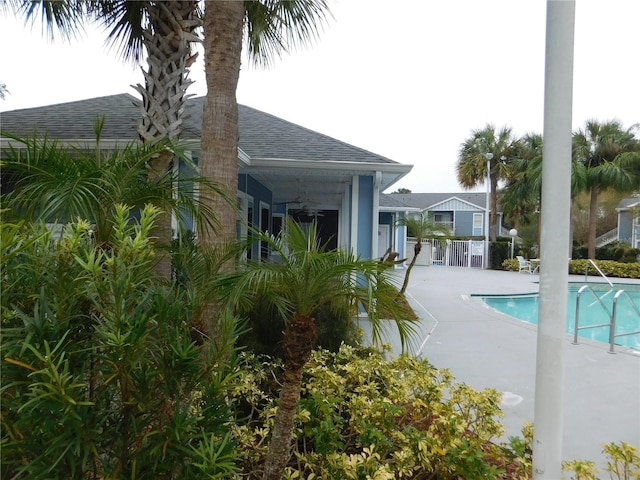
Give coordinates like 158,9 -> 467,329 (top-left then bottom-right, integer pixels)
477,283 -> 640,350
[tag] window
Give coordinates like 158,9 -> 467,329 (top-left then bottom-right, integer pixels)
473,213 -> 483,236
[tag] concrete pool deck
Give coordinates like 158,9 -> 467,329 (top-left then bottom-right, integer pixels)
383,266 -> 640,469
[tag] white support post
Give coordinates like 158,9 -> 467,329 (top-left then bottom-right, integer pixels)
533,2 -> 575,478
350,176 -> 359,256
372,172 -> 381,260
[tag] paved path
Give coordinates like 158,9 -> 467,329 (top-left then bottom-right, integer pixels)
370,266 -> 640,469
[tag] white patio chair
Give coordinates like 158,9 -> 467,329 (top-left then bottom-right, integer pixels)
516,255 -> 533,274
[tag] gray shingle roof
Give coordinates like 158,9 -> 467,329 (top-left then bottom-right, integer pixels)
1,93 -> 399,165
617,196 -> 640,210
385,192 -> 487,209
379,194 -> 413,208
0,94 -> 141,140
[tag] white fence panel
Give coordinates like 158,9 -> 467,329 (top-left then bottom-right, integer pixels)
407,238 -> 485,268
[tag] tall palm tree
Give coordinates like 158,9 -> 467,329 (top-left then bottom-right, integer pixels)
501,133 -> 543,232
7,1 -> 332,254
199,0 -> 331,251
8,0 -> 200,146
7,0 -> 203,277
457,124 -> 519,241
217,219 -> 417,480
573,120 -> 640,259
396,213 -> 451,294
502,132 -> 588,249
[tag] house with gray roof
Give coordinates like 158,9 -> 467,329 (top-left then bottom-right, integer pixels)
614,196 -> 640,247
385,192 -> 501,237
1,94 -> 413,261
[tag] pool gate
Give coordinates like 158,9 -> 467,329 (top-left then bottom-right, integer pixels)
406,238 -> 485,268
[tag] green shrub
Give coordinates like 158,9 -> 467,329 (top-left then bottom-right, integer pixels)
502,258 -> 520,272
236,295 -> 361,357
502,258 -> 640,279
562,441 -> 640,479
1,207 -> 240,479
230,345 -> 530,479
569,259 -> 640,279
573,243 -> 640,262
490,241 -> 511,269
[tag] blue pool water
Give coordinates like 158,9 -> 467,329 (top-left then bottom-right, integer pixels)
478,283 -> 640,350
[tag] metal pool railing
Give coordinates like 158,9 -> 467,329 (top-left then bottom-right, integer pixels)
573,285 -> 640,353
610,290 -> 640,353
584,259 -> 613,287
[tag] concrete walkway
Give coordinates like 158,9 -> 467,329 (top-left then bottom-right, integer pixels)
381,266 -> 640,469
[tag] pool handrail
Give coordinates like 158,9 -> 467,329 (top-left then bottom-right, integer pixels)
584,259 -> 613,287
610,290 -> 640,354
574,286 -> 640,353
573,285 -> 613,348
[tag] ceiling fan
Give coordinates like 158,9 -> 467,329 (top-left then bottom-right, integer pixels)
274,195 -> 304,206
291,203 -> 324,218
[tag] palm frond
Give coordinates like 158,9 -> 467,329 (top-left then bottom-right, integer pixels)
244,0 -> 332,67
216,218 -> 418,353
8,0 -> 87,41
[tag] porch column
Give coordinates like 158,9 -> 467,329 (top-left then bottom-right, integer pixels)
350,176 -> 359,255
371,172 -> 381,259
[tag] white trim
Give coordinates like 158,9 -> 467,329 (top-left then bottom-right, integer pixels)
340,189 -> 350,250
249,157 -> 412,179
427,196 -> 486,211
350,176 -> 359,256
237,190 -> 252,245
372,172 -> 381,260
473,212 -> 484,236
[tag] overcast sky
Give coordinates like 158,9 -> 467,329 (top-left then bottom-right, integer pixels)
1,0 -> 638,193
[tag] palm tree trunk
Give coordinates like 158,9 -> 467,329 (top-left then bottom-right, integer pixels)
587,185 -> 599,259
200,1 -> 244,254
262,366 -> 304,480
400,241 -> 422,294
263,314 -> 317,480
148,149 -> 174,279
135,1 -> 200,279
197,1 -> 244,339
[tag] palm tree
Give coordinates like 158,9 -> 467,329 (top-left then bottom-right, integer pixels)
217,219 -> 417,480
8,1 -> 199,146
502,132 -> 588,250
457,124 -> 519,241
573,120 -> 640,259
396,213 -> 451,294
501,133 -> 543,232
7,1 -> 332,254
7,0 -> 203,276
199,0 -> 331,252
1,125 -> 225,249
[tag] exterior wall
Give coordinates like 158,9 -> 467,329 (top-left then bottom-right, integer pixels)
341,187 -> 352,252
238,174 -> 273,259
453,210 -> 482,236
618,211 -> 634,245
396,213 -> 407,261
356,176 -> 374,258
379,211 -> 393,258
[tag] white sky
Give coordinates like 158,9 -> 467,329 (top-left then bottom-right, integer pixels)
1,0 -> 638,193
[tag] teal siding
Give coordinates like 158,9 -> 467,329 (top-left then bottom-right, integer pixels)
357,176 -> 373,258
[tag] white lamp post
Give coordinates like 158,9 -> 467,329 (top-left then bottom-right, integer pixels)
484,153 -> 493,268
509,228 -> 518,258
